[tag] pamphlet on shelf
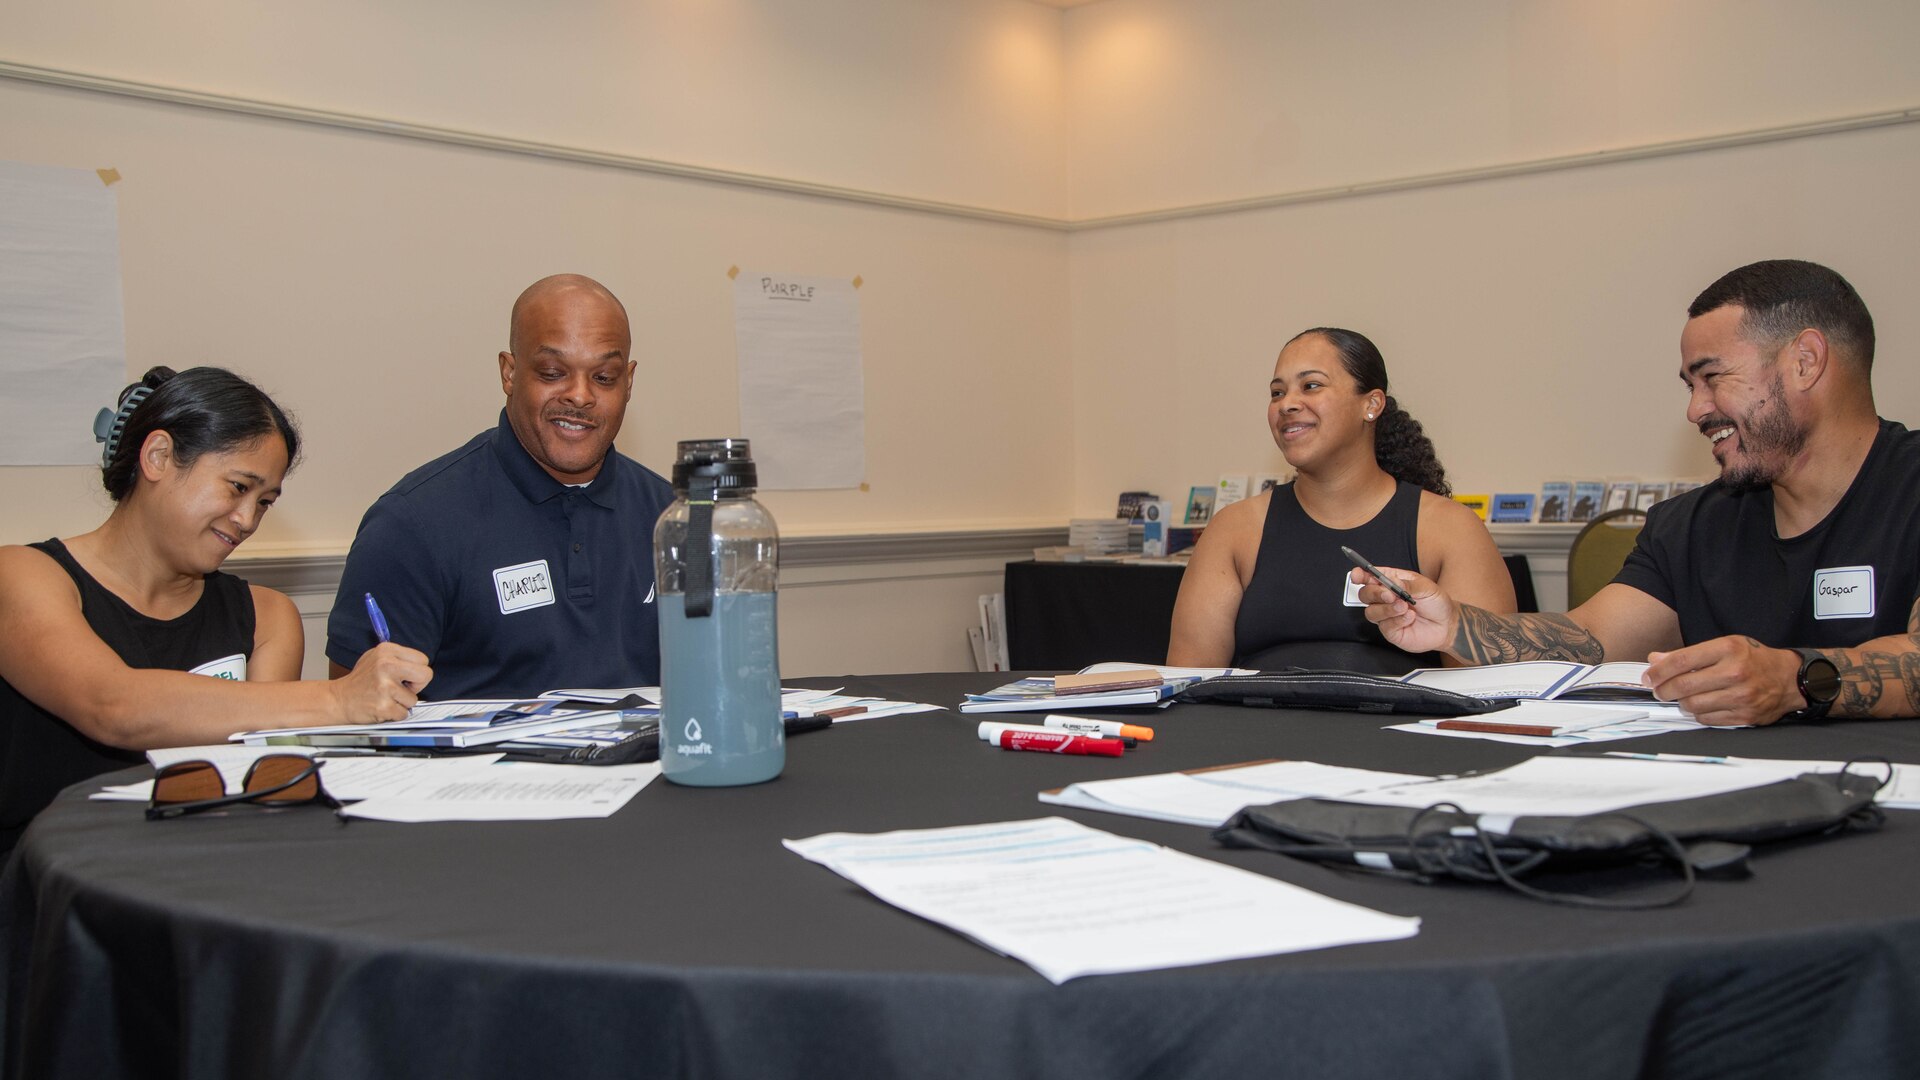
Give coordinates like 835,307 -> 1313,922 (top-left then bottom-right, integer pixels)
1570,481 -> 1604,522
1538,482 -> 1571,523
1216,474 -> 1250,511
1184,486 -> 1216,526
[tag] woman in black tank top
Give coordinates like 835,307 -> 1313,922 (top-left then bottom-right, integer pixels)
1168,329 -> 1516,674
0,368 -> 431,858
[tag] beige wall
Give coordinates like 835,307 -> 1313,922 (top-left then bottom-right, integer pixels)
2,0 -> 1069,219
1064,0 -> 1920,515
1064,0 -> 1920,220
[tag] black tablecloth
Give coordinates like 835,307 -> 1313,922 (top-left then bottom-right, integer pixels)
1004,561 -> 1187,669
5,672 -> 1918,1080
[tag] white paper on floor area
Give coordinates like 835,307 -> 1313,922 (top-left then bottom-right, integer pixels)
786,817 -> 1419,983
0,160 -> 127,464
731,270 -> 864,489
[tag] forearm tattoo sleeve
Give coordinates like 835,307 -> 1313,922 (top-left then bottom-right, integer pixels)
1450,606 -> 1606,665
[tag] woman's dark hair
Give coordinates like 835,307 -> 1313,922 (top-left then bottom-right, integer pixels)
100,366 -> 301,502
1286,327 -> 1451,496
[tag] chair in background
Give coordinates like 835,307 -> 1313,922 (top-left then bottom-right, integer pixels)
1565,508 -> 1648,609
1503,554 -> 1539,613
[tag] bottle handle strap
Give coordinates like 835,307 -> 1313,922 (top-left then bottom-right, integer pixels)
684,475 -> 718,618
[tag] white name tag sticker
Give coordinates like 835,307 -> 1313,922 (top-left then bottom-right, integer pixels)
494,559 -> 557,615
1812,565 -> 1875,620
189,653 -> 247,681
1342,574 -> 1366,608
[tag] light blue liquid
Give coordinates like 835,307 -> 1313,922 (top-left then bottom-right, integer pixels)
658,590 -> 784,786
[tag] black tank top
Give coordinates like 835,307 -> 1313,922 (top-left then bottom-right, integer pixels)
1232,481 -> 1438,674
1,539 -> 256,858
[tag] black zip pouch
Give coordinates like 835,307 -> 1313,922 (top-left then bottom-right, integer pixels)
1213,765 -> 1887,908
1176,669 -> 1520,717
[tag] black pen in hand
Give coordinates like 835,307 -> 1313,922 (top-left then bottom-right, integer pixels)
1340,545 -> 1416,605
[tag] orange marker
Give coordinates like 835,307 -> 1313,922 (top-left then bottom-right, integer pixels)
1042,715 -> 1154,742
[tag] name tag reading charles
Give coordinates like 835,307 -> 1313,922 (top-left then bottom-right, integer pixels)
494,559 -> 557,615
1813,565 -> 1875,620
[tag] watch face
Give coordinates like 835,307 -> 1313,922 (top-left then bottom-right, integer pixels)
1802,656 -> 1842,705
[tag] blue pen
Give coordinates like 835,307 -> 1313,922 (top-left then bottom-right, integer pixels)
364,593 -> 392,644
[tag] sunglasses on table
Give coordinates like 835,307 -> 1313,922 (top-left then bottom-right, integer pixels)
145,754 -> 341,821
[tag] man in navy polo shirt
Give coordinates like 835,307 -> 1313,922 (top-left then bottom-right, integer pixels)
326,274 -> 676,699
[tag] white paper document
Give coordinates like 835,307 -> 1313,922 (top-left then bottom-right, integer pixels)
732,270 -> 864,489
338,762 -> 659,822
1347,756 -> 1786,818
1601,753 -> 1920,808
785,817 -> 1420,983
1040,760 -> 1431,828
0,160 -> 129,464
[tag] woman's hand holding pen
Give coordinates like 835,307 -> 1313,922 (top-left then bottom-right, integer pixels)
331,643 -> 433,723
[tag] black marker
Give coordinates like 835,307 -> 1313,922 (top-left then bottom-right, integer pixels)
1340,545 -> 1416,605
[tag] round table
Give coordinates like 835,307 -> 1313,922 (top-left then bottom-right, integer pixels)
4,671 -> 1918,1080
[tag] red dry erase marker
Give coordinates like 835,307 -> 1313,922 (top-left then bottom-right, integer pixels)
996,730 -> 1126,757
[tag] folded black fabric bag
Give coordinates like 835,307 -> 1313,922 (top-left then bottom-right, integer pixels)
1213,766 -> 1887,908
1176,669 -> 1520,717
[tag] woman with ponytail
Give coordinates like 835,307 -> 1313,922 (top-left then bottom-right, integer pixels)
1169,328 -> 1514,673
0,367 -> 430,858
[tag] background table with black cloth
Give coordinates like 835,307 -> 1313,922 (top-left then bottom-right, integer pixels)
4,671 -> 1917,1080
1005,557 -> 1540,670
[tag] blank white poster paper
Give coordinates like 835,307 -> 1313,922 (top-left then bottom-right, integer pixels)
0,161 -> 127,464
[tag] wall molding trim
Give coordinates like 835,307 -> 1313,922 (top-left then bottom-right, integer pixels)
0,58 -> 1065,231
6,58 -> 1916,234
229,526 -> 1071,596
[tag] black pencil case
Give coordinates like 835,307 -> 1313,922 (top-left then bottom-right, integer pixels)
1176,669 -> 1520,716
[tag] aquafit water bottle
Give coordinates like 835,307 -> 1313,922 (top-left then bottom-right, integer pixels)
654,438 -> 784,786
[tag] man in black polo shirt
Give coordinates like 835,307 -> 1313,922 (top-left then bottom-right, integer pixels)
1357,259 -> 1919,726
326,274 -> 675,699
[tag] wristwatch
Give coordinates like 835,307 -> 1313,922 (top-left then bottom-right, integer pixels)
1783,648 -> 1841,722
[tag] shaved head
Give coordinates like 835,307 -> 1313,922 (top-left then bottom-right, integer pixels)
499,274 -> 636,485
509,274 -> 630,357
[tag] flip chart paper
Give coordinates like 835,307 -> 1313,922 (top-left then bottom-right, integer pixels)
0,160 -> 127,464
732,271 -> 864,489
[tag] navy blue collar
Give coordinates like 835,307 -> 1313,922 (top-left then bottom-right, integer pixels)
488,410 -> 623,509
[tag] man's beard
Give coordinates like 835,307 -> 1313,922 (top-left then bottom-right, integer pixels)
1714,370 -> 1808,493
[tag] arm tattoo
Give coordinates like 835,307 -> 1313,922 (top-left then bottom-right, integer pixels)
1451,606 -> 1604,665
1824,647 -> 1887,715
1821,644 -> 1920,719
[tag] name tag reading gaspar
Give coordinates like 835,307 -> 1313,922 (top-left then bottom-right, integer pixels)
1813,565 -> 1875,620
494,559 -> 557,615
